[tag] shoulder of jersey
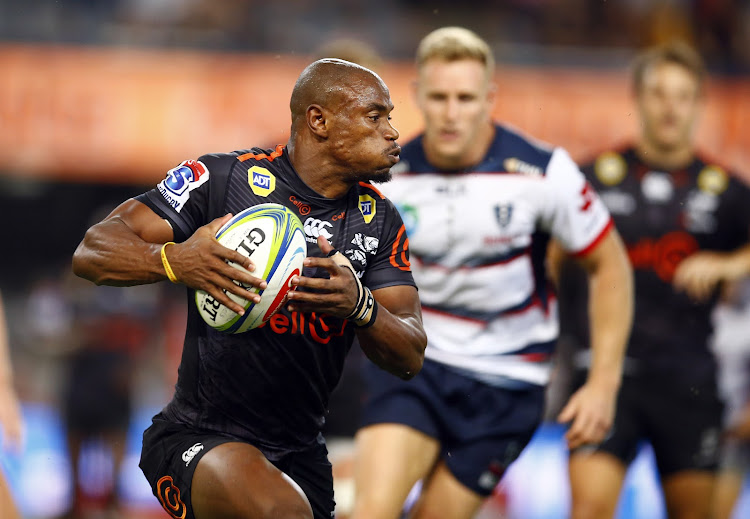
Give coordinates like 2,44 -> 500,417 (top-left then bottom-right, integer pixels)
694,156 -> 733,196
494,124 -> 554,177
357,181 -> 387,202
590,148 -> 630,187
193,148 -> 282,174
234,144 -> 285,165
355,181 -> 390,224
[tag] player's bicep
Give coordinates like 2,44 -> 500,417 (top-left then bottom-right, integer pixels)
546,238 -> 567,288
372,284 -> 422,321
104,198 -> 175,244
544,149 -> 611,253
572,227 -> 627,275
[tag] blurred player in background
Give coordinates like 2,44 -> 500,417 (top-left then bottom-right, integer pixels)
551,41 -> 750,519
62,281 -> 159,519
72,58 -> 426,519
0,292 -> 23,519
710,278 -> 750,519
352,26 -> 633,519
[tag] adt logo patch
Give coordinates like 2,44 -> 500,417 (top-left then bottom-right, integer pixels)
249,166 -> 276,197
157,159 -> 210,213
359,194 -> 376,224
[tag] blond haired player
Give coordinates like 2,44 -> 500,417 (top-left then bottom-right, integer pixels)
352,27 -> 633,519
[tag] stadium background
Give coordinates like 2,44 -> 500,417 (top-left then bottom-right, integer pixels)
0,0 -> 748,518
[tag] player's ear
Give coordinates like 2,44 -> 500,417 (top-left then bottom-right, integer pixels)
486,81 -> 497,109
411,79 -> 421,108
306,104 -> 329,138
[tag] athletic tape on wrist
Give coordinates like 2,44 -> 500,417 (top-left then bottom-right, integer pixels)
160,242 -> 179,283
327,249 -> 378,327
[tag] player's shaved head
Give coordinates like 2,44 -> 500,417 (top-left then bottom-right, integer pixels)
290,58 -> 385,131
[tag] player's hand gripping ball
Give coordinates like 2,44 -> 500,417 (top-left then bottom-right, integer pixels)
195,203 -> 307,333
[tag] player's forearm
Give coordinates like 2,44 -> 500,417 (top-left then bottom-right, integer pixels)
357,312 -> 426,380
726,244 -> 750,278
586,246 -> 633,390
72,218 -> 169,286
0,294 -> 12,385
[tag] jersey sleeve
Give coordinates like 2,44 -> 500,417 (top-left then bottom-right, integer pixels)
363,197 -> 417,291
716,174 -> 750,250
540,147 -> 613,256
135,154 -> 232,243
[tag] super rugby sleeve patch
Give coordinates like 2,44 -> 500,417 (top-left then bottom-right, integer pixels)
156,159 -> 210,213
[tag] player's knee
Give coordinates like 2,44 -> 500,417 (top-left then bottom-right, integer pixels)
570,498 -> 617,519
262,500 -> 313,519
351,493 -> 405,519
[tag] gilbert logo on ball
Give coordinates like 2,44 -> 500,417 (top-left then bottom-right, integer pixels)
195,203 -> 307,333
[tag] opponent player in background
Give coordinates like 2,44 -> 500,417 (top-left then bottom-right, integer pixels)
0,292 -> 23,519
72,58 -> 427,519
551,41 -> 750,519
351,27 -> 633,519
711,278 -> 750,519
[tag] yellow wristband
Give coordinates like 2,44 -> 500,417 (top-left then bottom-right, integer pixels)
160,242 -> 179,283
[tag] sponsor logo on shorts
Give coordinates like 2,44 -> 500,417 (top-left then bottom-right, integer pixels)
182,442 -> 204,467
156,475 -> 187,519
696,427 -> 721,466
358,194 -> 376,224
157,160 -> 209,213
248,166 -> 276,196
477,460 -> 505,491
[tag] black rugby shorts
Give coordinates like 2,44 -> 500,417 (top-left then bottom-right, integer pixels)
571,372 -> 724,475
139,414 -> 335,519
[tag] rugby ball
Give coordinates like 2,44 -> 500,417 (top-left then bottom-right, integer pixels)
195,203 -> 307,333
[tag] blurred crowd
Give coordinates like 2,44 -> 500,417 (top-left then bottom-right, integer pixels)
0,0 -> 748,73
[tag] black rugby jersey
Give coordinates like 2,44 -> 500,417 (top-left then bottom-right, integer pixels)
559,146 -> 750,388
137,145 -> 414,457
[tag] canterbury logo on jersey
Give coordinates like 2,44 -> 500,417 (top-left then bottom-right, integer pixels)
181,442 -> 204,466
304,217 -> 333,242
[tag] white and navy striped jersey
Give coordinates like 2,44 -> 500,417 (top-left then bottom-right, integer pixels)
378,124 -> 612,388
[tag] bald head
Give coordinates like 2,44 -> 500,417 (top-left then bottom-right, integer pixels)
290,58 -> 386,130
